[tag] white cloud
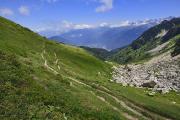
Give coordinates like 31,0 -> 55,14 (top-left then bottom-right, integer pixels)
99,22 -> 109,27
34,18 -> 164,37
0,8 -> 14,16
96,0 -> 113,13
110,20 -> 131,27
61,20 -> 74,29
18,6 -> 30,16
74,24 -> 93,29
61,20 -> 94,30
57,20 -> 93,30
37,20 -> 93,32
33,20 -> 94,36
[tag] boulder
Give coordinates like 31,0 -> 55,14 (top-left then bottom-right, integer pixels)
141,81 -> 157,88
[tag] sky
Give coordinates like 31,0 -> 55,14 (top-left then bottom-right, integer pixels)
0,0 -> 180,35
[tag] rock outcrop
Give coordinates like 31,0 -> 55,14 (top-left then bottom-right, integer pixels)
112,52 -> 180,94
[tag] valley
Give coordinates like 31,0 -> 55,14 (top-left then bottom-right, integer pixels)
0,15 -> 180,120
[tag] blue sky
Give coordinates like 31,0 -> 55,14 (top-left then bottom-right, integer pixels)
0,0 -> 180,34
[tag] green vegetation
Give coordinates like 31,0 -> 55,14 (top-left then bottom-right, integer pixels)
109,46 -> 151,64
80,46 -> 110,60
103,83 -> 180,120
0,50 -> 64,119
172,35 -> 180,56
0,16 -> 120,120
0,16 -> 180,120
0,50 -> 124,120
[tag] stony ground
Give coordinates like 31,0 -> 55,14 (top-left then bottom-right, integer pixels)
112,52 -> 180,94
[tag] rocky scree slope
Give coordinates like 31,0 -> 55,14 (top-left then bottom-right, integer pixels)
112,52 -> 180,94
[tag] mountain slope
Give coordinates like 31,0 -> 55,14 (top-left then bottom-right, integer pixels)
80,46 -> 110,60
0,16 -> 119,120
172,37 -> 180,56
109,18 -> 180,64
1,16 -> 180,120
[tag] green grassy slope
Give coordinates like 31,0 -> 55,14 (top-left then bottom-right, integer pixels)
0,16 -> 180,120
80,46 -> 110,60
0,16 -> 120,120
0,16 -> 111,83
172,35 -> 180,56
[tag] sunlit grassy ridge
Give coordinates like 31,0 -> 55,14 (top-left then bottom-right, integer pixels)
0,16 -> 180,120
0,16 -> 122,120
0,16 -> 111,83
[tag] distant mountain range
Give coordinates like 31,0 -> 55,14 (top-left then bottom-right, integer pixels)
49,24 -> 153,50
49,17 -> 174,50
81,18 -> 180,64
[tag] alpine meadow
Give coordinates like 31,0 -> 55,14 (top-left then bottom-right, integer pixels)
0,0 -> 180,120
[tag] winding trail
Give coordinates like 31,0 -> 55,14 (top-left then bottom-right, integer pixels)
67,77 -> 146,120
41,50 -> 58,74
41,50 -> 170,120
70,77 -> 137,120
90,91 -> 138,120
41,50 -> 139,119
67,77 -> 171,120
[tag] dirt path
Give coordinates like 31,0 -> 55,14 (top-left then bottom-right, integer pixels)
91,91 -> 138,120
41,50 -> 140,119
67,77 -> 148,120
66,77 -> 171,120
98,85 -> 171,120
41,50 -> 170,120
41,50 -> 58,74
96,89 -> 144,117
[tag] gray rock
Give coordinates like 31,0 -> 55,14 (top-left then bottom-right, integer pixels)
141,81 -> 157,88
111,53 -> 180,94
